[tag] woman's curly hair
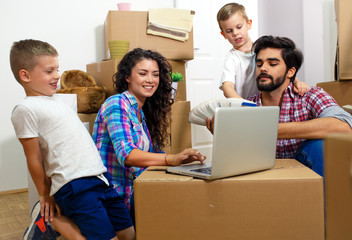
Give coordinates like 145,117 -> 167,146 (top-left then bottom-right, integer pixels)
113,48 -> 174,151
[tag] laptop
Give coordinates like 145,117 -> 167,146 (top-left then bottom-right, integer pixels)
167,106 -> 280,180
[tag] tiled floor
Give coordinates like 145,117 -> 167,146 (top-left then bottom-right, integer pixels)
0,191 -> 29,240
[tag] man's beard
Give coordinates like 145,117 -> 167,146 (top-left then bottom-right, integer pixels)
256,73 -> 286,92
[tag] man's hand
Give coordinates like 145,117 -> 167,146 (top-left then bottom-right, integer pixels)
206,116 -> 215,134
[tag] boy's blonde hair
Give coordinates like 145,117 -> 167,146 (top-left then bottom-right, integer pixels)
10,39 -> 58,83
217,3 -> 249,31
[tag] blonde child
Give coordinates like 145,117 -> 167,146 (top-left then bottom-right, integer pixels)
217,3 -> 309,99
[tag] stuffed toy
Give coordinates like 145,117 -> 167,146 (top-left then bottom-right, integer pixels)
56,70 -> 106,113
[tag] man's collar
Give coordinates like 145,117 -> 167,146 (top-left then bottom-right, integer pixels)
286,82 -> 296,99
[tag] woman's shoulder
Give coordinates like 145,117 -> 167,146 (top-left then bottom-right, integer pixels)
103,91 -> 135,110
105,92 -> 127,103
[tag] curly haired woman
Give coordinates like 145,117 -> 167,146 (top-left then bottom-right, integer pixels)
92,48 -> 205,224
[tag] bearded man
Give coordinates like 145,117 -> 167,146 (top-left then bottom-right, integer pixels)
247,35 -> 352,176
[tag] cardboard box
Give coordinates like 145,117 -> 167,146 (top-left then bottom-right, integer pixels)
335,0 -> 352,80
134,159 -> 324,240
104,11 -> 194,60
324,133 -> 352,240
163,101 -> 191,154
86,59 -> 187,101
317,81 -> 352,106
78,113 -> 97,135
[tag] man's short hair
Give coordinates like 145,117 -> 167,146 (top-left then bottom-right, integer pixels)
10,39 -> 58,83
252,35 -> 303,81
217,3 -> 249,31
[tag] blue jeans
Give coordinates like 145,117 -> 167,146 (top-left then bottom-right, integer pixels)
293,139 -> 324,177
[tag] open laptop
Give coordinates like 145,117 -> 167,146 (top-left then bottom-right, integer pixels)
167,106 -> 280,180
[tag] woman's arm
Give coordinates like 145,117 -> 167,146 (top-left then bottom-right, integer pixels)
125,148 -> 206,167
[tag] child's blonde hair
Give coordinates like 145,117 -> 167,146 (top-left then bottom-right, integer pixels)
10,39 -> 58,83
217,3 -> 249,31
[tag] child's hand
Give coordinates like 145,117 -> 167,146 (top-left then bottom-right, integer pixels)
39,195 -> 62,222
293,79 -> 310,96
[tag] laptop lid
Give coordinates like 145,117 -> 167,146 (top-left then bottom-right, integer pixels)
210,106 -> 279,179
167,106 -> 279,179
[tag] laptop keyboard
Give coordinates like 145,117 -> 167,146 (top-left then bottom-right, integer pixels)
190,167 -> 212,175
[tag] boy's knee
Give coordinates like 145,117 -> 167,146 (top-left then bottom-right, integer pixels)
116,226 -> 136,240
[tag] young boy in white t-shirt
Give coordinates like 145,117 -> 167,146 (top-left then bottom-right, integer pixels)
10,39 -> 135,240
217,3 -> 309,99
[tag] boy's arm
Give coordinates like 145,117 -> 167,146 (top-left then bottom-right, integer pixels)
19,137 -> 61,222
293,77 -> 310,96
222,82 -> 242,98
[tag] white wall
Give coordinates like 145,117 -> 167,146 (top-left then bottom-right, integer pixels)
258,0 -> 337,86
0,0 -> 173,192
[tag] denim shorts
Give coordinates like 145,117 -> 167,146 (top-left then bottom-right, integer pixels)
54,173 -> 133,239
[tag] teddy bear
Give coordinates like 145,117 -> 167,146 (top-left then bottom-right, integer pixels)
56,70 -> 106,113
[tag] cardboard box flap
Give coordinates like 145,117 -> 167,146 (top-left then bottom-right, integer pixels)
137,166 -> 195,182
135,159 -> 322,183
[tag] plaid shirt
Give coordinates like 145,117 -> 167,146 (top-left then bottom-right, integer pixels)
92,91 -> 162,209
248,82 -> 339,159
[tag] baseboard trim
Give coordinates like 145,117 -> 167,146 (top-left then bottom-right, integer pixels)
0,188 -> 28,196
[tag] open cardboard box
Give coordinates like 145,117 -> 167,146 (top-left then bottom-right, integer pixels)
134,159 -> 324,240
104,11 -> 194,61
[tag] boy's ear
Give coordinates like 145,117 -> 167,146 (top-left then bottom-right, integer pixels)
248,19 -> 253,29
19,69 -> 30,83
220,31 -> 226,39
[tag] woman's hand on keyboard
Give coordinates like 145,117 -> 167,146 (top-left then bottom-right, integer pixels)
168,148 -> 206,166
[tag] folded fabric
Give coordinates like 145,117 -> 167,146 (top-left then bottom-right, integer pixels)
147,8 -> 194,42
188,98 -> 257,126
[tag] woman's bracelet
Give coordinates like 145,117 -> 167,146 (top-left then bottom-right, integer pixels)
164,154 -> 169,166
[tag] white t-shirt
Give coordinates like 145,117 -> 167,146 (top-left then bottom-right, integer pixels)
219,48 -> 258,99
11,96 -> 107,195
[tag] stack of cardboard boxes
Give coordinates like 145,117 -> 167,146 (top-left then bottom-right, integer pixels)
84,10 -> 194,153
318,1 -> 352,239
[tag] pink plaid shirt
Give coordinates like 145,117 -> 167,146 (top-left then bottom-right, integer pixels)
249,83 -> 339,158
